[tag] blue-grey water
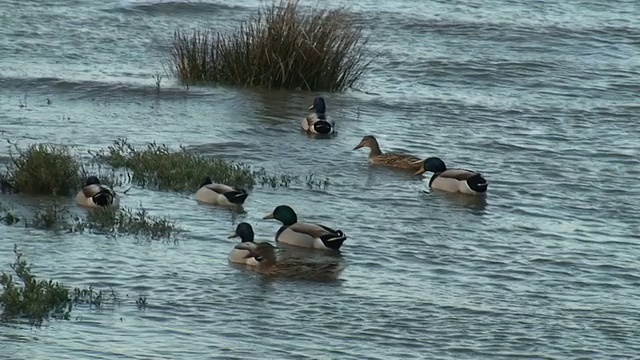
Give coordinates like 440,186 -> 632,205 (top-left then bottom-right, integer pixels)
1,0 -> 639,359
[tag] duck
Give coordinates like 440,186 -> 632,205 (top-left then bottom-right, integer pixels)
194,177 -> 248,207
353,135 -> 423,171
234,242 -> 345,281
263,205 -> 347,251
301,97 -> 336,135
413,157 -> 488,195
227,222 -> 259,266
75,176 -> 119,208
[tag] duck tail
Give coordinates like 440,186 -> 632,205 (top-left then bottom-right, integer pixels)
92,189 -> 114,207
313,121 -> 333,135
224,189 -> 249,205
320,230 -> 347,251
467,174 -> 488,193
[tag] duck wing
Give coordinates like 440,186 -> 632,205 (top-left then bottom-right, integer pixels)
204,183 -> 236,194
81,184 -> 103,198
439,169 -> 480,181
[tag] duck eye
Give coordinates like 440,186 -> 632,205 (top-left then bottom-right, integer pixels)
254,256 -> 264,262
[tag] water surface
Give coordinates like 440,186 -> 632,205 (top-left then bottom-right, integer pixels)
1,0 -> 639,359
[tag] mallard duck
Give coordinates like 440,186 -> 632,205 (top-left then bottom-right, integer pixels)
263,205 -> 347,250
234,242 -> 345,281
227,222 -> 259,266
75,176 -> 119,208
353,135 -> 423,171
195,177 -> 248,206
413,157 -> 488,195
301,97 -> 335,135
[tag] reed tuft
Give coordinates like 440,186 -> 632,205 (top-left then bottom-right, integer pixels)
171,0 -> 370,91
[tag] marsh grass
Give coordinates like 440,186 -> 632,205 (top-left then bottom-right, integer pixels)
0,200 -> 180,240
0,202 -> 20,226
92,139 -> 331,191
91,138 -> 254,191
0,246 -> 106,326
172,0 -> 371,91
75,206 -> 181,241
2,142 -> 125,197
5,143 -> 81,196
0,246 -> 139,326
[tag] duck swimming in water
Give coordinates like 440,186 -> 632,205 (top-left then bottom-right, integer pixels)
234,242 -> 345,281
75,176 -> 119,208
194,177 -> 249,207
302,97 -> 336,135
227,222 -> 260,266
263,205 -> 347,251
413,157 -> 488,195
353,135 -> 423,172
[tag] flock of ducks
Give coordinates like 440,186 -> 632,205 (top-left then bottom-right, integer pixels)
75,97 -> 489,281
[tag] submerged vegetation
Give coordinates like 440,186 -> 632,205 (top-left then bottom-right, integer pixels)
0,246 -> 144,326
91,138 -> 255,191
171,0 -> 370,91
0,201 -> 180,240
0,246 -> 102,326
92,138 -> 330,191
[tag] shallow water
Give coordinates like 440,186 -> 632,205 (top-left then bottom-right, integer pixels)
1,0 -> 639,359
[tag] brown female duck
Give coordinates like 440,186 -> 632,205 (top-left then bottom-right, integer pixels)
353,135 -> 423,171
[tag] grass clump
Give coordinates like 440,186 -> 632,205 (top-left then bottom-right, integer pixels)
5,143 -> 81,196
92,138 -> 254,192
0,246 -> 105,326
171,0 -> 370,91
76,207 -> 180,241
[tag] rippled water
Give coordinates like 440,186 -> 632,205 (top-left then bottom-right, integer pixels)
1,0 -> 639,358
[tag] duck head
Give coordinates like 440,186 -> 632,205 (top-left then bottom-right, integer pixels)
352,135 -> 379,151
85,176 -> 101,186
413,157 -> 447,175
308,97 -> 326,114
200,176 -> 213,187
228,222 -> 255,242
263,205 -> 297,226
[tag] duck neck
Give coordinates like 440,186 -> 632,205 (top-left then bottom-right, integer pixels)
368,140 -> 383,157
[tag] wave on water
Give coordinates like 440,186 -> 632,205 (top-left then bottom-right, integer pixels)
0,75 -> 212,100
111,0 -> 248,15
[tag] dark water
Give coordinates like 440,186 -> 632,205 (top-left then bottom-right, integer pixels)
1,0 -> 639,359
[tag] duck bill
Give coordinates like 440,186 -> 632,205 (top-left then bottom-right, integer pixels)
414,168 -> 426,175
227,232 -> 238,239
352,143 -> 363,150
308,104 -> 315,110
263,212 -> 275,220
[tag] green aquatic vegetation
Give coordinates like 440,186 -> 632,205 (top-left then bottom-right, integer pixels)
0,246 -> 130,326
92,139 -> 332,192
91,138 -> 254,191
0,246 -> 94,326
75,206 -> 181,241
0,202 -> 20,226
5,143 -> 81,196
171,0 -> 371,91
31,202 -> 71,231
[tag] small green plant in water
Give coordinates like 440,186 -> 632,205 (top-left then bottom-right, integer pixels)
75,206 -> 181,241
1,246 -> 73,326
31,202 -> 71,231
91,139 -> 254,192
5,143 -> 81,196
0,246 -> 123,326
0,202 -> 20,226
